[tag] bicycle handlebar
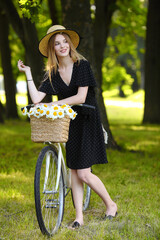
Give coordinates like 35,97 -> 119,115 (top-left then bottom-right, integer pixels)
21,103 -> 95,111
77,104 -> 95,110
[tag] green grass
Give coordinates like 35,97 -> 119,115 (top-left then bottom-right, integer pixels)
103,90 -> 144,125
0,91 -> 160,239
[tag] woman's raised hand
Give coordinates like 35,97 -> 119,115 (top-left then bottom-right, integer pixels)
17,59 -> 30,73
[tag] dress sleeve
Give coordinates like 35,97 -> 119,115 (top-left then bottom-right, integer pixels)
38,72 -> 58,95
75,60 -> 97,87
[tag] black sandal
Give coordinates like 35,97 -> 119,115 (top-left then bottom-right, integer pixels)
103,212 -> 118,220
71,221 -> 80,229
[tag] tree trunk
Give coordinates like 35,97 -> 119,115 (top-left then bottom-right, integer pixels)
61,0 -> 94,61
94,0 -> 118,148
60,0 -> 119,149
48,0 -> 62,24
94,0 -> 116,86
0,101 -> 4,123
0,9 -> 18,118
143,0 -> 160,123
22,18 -> 44,86
22,17 -> 49,103
0,0 -> 51,105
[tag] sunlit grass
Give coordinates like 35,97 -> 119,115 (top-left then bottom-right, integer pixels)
1,120 -> 159,239
103,89 -> 144,102
103,90 -> 144,125
0,90 -> 160,239
0,172 -> 33,201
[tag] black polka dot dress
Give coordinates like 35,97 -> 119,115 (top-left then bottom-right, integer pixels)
39,60 -> 108,169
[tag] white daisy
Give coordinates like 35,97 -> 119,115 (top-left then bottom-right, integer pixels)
51,105 -> 61,112
40,104 -> 48,111
45,108 -> 52,118
65,107 -> 77,119
60,104 -> 69,110
57,110 -> 65,118
70,112 -> 77,120
27,107 -> 35,117
39,109 -> 46,117
34,105 -> 46,117
51,110 -> 58,120
34,108 -> 41,118
42,103 -> 48,108
22,107 -> 27,116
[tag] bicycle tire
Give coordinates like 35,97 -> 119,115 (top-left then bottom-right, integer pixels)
71,184 -> 91,211
83,168 -> 93,211
83,184 -> 91,211
34,145 -> 65,236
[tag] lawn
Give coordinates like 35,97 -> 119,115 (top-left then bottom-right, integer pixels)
0,90 -> 160,240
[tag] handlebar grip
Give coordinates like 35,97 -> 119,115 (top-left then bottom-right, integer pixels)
80,104 -> 96,110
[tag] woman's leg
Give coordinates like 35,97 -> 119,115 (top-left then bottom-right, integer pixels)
71,169 -> 84,225
77,168 -> 117,216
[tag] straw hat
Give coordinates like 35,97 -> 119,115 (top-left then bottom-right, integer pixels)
39,25 -> 80,57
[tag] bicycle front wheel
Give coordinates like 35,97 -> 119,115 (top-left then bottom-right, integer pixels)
34,146 -> 64,236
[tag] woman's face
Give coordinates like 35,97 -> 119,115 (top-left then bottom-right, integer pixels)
54,34 -> 70,58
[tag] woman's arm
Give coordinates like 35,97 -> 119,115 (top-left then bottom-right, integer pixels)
53,86 -> 88,106
17,59 -> 46,104
18,59 -> 88,106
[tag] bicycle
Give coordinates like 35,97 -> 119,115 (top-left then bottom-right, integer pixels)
22,104 -> 94,236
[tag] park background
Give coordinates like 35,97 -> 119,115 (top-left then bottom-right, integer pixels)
0,0 -> 160,239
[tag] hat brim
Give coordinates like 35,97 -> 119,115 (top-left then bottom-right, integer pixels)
39,29 -> 80,58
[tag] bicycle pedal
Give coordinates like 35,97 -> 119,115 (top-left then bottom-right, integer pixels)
45,205 -> 57,208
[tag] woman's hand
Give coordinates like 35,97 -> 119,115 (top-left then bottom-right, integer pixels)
17,59 -> 30,73
17,59 -> 32,80
17,59 -> 46,103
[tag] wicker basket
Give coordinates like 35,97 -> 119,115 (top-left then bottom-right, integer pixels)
30,115 -> 71,143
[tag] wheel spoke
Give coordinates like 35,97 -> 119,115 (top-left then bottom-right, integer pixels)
34,146 -> 64,236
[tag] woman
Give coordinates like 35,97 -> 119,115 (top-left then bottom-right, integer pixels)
18,25 -> 117,229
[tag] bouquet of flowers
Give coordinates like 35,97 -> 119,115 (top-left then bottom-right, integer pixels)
21,104 -> 77,120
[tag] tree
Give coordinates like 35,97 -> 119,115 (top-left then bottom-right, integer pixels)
143,0 -> 160,123
0,101 -> 4,123
102,0 -> 147,94
48,0 -> 62,24
0,8 -> 18,118
60,0 -> 119,149
93,0 -> 118,148
0,0 -> 46,106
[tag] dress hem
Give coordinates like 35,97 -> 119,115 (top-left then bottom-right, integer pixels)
67,161 -> 108,170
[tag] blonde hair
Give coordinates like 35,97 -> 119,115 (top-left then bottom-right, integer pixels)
46,33 -> 85,81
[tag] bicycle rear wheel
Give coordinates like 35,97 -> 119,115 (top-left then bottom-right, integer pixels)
71,184 -> 91,211
34,145 -> 64,236
83,184 -> 91,211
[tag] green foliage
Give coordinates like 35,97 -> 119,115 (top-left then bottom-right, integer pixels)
54,0 -> 63,24
35,1 -> 52,39
10,0 -> 52,82
114,0 -> 147,38
18,0 -> 41,22
102,0 -> 147,91
102,57 -> 134,91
